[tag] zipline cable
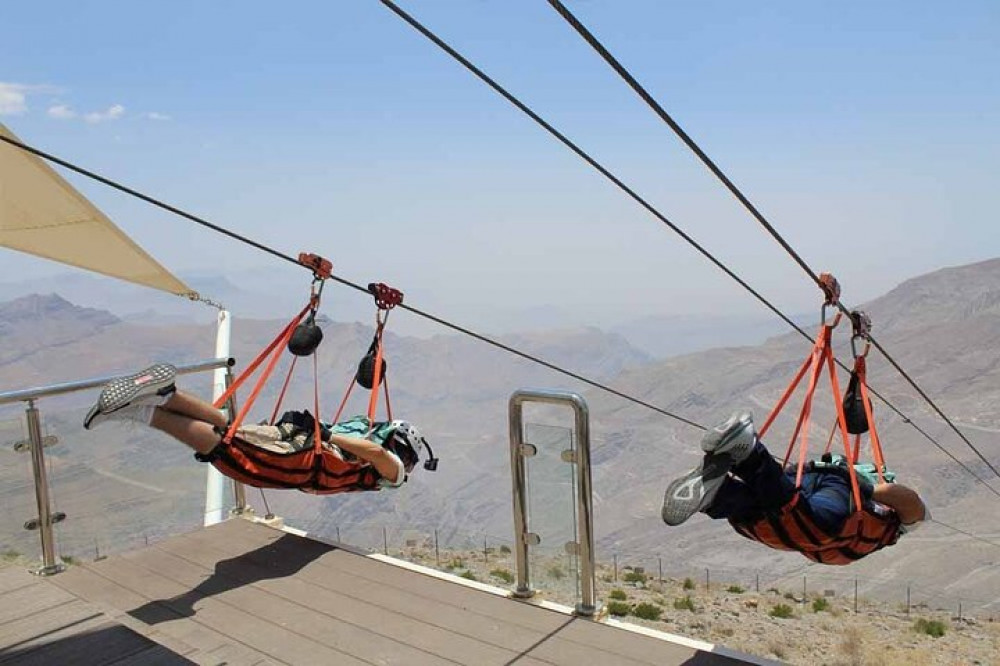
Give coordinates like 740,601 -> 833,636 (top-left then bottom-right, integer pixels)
378,0 -> 1000,495
0,135 -> 703,431
545,0 -> 1000,481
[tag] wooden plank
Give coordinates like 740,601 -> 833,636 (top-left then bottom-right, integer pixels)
173,523 -> 569,632
0,600 -> 101,653
154,539 -> 522,665
0,569 -> 38,596
102,644 -> 196,666
118,546 -> 457,666
50,563 -> 271,664
173,521 -> 727,665
557,621 -> 738,665
0,581 -> 76,626
163,522 -> 725,666
0,619 -> 161,666
81,554 -> 372,666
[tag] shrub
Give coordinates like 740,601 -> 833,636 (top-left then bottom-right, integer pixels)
490,568 -> 514,584
726,585 -> 745,594
608,589 -> 627,601
2,549 -> 20,562
769,603 -> 795,619
631,602 -> 663,621
812,597 -> 831,613
673,596 -> 696,612
459,570 -> 477,581
607,601 -> 631,616
623,571 -> 647,584
499,545 -> 511,554
446,557 -> 463,570
913,618 -> 947,638
61,555 -> 78,566
547,565 -> 565,580
783,592 -> 797,601
682,577 -> 695,590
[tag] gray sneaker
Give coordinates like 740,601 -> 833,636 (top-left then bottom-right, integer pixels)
700,410 -> 756,463
84,363 -> 176,430
661,411 -> 758,526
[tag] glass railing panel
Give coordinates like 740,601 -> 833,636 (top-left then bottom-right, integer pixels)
0,411 -> 43,568
0,391 -> 228,568
523,422 -> 580,605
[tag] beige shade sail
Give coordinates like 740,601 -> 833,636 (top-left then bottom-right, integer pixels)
0,123 -> 197,298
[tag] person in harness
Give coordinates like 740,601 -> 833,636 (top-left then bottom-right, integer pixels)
661,411 -> 928,565
83,363 -> 437,494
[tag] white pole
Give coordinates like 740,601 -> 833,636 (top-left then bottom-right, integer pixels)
204,309 -> 231,526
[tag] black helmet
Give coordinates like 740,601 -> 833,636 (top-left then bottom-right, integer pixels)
288,313 -> 323,357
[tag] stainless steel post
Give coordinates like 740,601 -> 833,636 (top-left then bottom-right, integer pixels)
508,395 -> 533,598
508,389 -> 596,615
224,367 -> 248,514
25,400 -> 65,576
571,392 -> 597,617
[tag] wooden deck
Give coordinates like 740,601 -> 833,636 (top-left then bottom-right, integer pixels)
0,519 -> 770,665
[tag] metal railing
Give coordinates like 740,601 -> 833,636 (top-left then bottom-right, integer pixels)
1,357 -> 235,575
508,388 -> 597,616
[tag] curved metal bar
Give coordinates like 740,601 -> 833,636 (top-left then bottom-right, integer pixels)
508,388 -> 596,616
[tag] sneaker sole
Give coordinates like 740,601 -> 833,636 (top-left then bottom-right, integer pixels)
661,454 -> 737,526
84,364 -> 176,429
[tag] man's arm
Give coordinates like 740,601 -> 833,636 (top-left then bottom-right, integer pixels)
327,432 -> 403,484
872,482 -> 926,525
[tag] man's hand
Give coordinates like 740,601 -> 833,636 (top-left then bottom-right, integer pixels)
871,482 -> 926,525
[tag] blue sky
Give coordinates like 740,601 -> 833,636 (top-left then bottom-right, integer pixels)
2,1 -> 998,333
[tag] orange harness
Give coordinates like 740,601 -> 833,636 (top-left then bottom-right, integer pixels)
735,275 -> 899,563
206,255 -> 402,494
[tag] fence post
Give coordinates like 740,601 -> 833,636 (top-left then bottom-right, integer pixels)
802,576 -> 807,605
483,537 -> 488,563
613,553 -> 618,582
906,585 -> 911,616
854,578 -> 858,614
705,568 -> 710,592
958,601 -> 962,621
658,556 -> 663,584
383,527 -> 388,555
434,529 -> 440,566
755,572 -> 760,593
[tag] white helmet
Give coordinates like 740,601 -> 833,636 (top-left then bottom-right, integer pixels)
388,420 -> 437,473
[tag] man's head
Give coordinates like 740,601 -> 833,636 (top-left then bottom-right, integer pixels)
387,420 -> 438,473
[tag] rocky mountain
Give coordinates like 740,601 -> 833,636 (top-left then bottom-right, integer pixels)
1,258 -> 999,619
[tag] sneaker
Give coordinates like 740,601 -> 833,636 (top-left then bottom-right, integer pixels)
661,454 -> 735,526
84,363 -> 176,430
700,410 -> 756,463
661,411 -> 758,527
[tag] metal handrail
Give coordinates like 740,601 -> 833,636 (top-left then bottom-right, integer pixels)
508,388 -> 597,617
0,357 -> 235,405
2,357 -> 234,576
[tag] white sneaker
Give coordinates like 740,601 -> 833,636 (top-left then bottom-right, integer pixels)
84,364 -> 176,430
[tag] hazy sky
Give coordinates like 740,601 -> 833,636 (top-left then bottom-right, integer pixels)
3,1 -> 998,334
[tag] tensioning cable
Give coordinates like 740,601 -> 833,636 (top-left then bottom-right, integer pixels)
545,0 -> 1000,480
0,134 -> 703,431
378,0 -> 1000,493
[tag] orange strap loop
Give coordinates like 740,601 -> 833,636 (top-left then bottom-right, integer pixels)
214,251 -> 333,445
213,302 -> 312,444
760,281 -> 865,513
